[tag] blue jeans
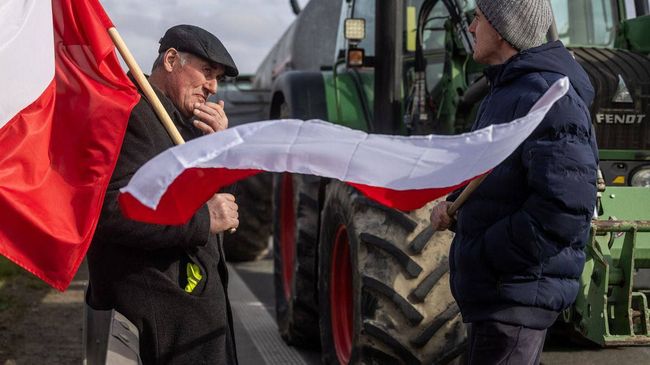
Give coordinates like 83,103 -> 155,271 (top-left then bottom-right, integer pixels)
466,321 -> 546,365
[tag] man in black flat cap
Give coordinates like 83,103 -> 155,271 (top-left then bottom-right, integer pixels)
87,25 -> 240,364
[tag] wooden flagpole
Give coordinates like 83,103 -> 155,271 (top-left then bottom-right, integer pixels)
107,27 -> 185,145
447,174 -> 488,217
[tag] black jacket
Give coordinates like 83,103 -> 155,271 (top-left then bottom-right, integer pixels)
87,81 -> 237,364
448,41 -> 598,329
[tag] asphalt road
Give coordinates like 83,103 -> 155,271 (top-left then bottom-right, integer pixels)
228,258 -> 650,365
229,258 -> 320,365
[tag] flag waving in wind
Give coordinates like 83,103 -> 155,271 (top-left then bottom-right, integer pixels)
119,78 -> 570,225
0,0 -> 139,290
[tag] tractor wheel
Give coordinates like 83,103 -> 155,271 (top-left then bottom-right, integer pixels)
272,173 -> 321,347
221,173 -> 273,262
318,181 -> 466,364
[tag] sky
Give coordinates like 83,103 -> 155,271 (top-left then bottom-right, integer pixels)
100,0 -> 308,74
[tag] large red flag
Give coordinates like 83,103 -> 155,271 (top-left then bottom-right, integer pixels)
0,0 -> 139,290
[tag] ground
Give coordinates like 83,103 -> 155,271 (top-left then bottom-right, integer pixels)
2,256 -> 650,365
0,257 -> 86,365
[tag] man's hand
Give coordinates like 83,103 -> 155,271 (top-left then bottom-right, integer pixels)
206,193 -> 239,234
430,201 -> 454,231
193,100 -> 228,133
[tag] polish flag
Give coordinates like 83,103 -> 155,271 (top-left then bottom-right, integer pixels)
119,78 -> 569,225
0,0 -> 139,290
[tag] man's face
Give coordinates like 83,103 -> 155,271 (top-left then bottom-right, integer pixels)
468,8 -> 506,65
166,51 -> 225,118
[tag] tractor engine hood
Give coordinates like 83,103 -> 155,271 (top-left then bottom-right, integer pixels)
571,47 -> 650,151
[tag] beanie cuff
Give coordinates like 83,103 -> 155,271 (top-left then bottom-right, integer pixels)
475,0 -> 552,51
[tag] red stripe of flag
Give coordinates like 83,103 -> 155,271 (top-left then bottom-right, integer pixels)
118,167 -> 480,226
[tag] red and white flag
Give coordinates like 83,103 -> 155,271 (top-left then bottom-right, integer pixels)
119,78 -> 569,225
0,0 -> 139,290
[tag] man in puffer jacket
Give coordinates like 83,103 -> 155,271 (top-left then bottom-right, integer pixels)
429,0 -> 598,364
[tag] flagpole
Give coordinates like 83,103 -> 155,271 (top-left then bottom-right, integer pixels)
107,27 -> 185,145
447,174 -> 488,217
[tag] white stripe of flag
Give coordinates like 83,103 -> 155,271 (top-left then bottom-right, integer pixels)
119,77 -> 569,224
0,0 -> 54,128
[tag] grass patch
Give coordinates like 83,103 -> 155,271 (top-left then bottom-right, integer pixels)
0,256 -> 24,279
0,256 -> 45,287
0,257 -> 23,312
0,257 -> 48,313
0,295 -> 12,311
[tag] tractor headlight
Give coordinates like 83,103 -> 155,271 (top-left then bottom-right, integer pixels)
631,167 -> 650,187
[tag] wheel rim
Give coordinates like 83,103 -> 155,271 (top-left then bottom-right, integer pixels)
280,173 -> 296,301
330,224 -> 353,364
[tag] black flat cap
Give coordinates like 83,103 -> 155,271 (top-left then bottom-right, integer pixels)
159,24 -> 238,77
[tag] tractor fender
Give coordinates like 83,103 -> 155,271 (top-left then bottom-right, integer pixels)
269,71 -> 328,120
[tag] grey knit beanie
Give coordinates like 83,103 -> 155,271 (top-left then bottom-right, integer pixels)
476,0 -> 553,51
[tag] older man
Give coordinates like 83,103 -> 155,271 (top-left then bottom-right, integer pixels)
87,25 -> 240,364
430,0 -> 598,364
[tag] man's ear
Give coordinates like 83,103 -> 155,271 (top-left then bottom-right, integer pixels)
163,48 -> 179,72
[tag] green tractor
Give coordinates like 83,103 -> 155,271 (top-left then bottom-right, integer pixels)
218,0 -> 650,363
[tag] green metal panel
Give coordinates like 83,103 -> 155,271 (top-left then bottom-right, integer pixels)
567,187 -> 650,346
599,187 -> 650,219
570,220 -> 650,346
615,15 -> 650,53
328,68 -> 375,132
600,150 -> 650,161
571,236 -> 609,344
599,187 -> 650,266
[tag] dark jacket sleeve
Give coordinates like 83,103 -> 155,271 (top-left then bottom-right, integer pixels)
94,102 -> 211,250
481,97 -> 598,273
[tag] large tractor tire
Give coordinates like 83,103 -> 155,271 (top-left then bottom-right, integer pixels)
318,181 -> 466,364
221,173 -> 273,262
272,173 -> 321,347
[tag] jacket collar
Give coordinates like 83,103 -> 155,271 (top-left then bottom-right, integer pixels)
483,40 -> 564,87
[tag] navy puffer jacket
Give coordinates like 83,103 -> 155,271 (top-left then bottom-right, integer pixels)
448,41 -> 598,329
